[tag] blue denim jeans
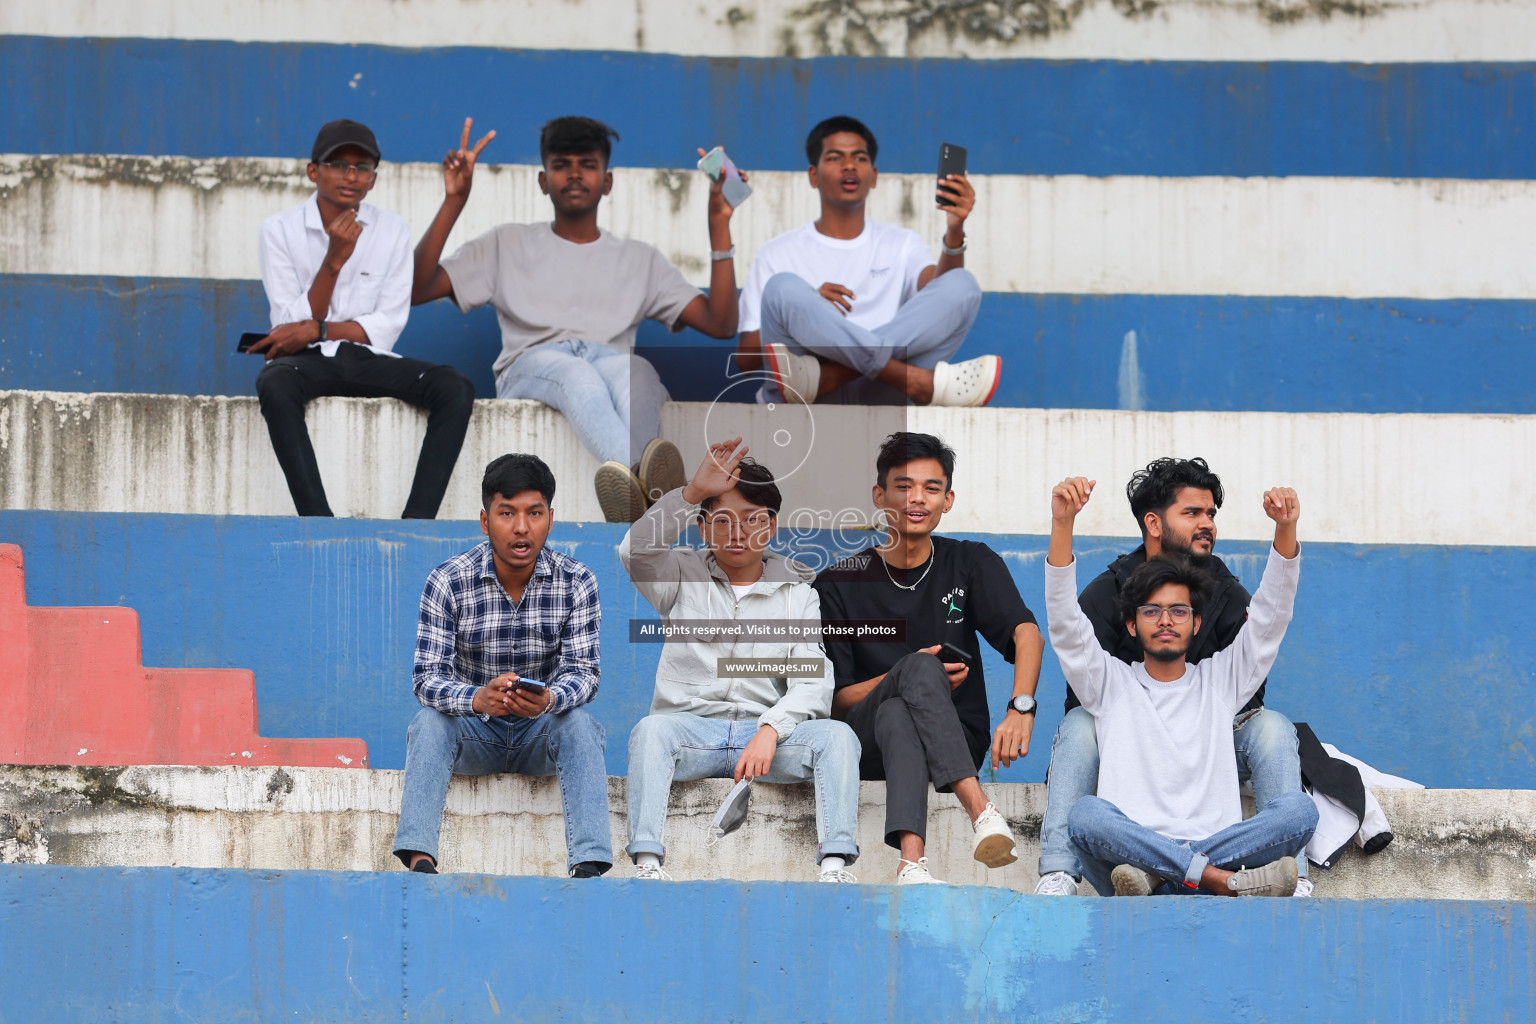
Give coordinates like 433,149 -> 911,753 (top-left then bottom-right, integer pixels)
497,338 -> 670,466
626,714 -> 861,865
1038,706 -> 1307,880
1066,791 -> 1318,896
392,706 -> 613,872
759,269 -> 981,405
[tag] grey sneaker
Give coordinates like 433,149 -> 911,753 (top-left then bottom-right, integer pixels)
1226,857 -> 1299,897
1033,871 -> 1080,896
638,438 -> 687,504
1110,864 -> 1165,896
594,462 -> 647,523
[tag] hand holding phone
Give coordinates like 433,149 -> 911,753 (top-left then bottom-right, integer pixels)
697,145 -> 752,207
936,142 -> 967,208
513,679 -> 548,695
938,641 -> 974,664
238,332 -> 267,354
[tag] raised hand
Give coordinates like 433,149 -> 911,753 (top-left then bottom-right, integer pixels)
697,146 -> 747,226
683,437 -> 749,504
937,171 -> 976,230
1051,477 -> 1095,523
818,282 -> 854,316
324,208 -> 363,269
443,117 -> 496,200
1263,487 -> 1300,525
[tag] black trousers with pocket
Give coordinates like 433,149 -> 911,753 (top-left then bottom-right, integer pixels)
842,651 -> 979,848
255,345 -> 475,518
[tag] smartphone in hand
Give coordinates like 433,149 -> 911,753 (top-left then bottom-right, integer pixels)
513,679 -> 549,695
936,142 -> 967,207
698,145 -> 752,207
238,332 -> 267,353
938,641 -> 974,664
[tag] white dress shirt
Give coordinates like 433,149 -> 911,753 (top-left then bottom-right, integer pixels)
258,193 -> 412,357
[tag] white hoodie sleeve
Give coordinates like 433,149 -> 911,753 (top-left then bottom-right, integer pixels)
618,487 -> 697,615
1204,545 -> 1300,711
757,584 -> 835,742
1044,557 -> 1120,714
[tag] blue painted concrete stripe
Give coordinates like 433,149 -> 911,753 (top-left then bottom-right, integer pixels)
3,865 -> 1533,1022
4,37 -> 1536,178
0,510 -> 1529,788
5,274 -> 1532,413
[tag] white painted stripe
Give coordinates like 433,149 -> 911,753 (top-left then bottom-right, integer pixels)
5,0 -> 1536,62
3,391 -> 1530,546
5,155 -> 1536,299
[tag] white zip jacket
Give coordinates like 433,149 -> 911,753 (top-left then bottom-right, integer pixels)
618,487 -> 834,740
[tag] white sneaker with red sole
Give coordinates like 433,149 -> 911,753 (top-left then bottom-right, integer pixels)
931,355 -> 1001,407
764,343 -> 821,405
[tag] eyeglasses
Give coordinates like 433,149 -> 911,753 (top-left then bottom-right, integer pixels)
318,160 -> 377,178
1136,604 -> 1194,623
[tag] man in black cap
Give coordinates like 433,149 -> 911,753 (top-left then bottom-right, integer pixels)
252,119 -> 476,518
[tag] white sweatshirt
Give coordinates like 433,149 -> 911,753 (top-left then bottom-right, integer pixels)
1045,546 -> 1300,841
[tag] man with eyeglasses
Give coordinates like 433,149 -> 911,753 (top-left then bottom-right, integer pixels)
1033,457 -> 1314,897
618,438 -> 862,882
1043,475 -> 1316,898
253,119 -> 475,518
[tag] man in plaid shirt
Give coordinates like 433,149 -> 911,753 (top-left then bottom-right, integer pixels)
392,453 -> 612,876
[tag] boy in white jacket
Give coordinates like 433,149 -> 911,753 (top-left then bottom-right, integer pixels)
619,438 -> 862,881
1044,475 -> 1317,897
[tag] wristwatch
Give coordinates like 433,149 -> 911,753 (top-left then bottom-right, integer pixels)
315,319 -> 328,343
1007,694 -> 1037,716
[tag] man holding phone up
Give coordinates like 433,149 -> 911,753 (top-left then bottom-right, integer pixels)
813,432 -> 1045,883
253,118 -> 475,518
391,453 -> 612,877
734,116 -> 1000,407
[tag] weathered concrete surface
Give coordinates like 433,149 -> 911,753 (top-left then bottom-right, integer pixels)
1,765 -> 1529,899
5,0 -> 1535,61
3,389 -> 1534,546
7,155 -> 1536,298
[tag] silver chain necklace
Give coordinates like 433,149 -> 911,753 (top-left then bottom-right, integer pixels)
879,540 -> 935,591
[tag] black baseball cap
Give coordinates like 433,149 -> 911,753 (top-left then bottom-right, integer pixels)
311,119 -> 381,164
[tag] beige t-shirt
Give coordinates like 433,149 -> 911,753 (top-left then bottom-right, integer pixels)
442,222 -> 701,378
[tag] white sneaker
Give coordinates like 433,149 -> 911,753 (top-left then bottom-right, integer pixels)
971,802 -> 1019,868
1292,877 -> 1314,898
818,867 -> 859,884
633,863 -> 673,881
764,343 -> 821,405
930,355 -> 1001,407
1033,871 -> 1080,896
896,857 -> 945,885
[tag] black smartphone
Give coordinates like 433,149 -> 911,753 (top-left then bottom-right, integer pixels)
938,641 -> 973,664
936,142 -> 967,207
513,679 -> 549,695
238,332 -> 267,353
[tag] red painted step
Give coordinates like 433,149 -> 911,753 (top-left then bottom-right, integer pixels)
0,544 -> 368,768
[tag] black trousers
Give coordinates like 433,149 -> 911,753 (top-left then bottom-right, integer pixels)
255,346 -> 475,518
843,652 -> 979,848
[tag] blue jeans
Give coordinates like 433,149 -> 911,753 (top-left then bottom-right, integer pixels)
1067,791 -> 1318,896
392,706 -> 613,872
626,714 -> 862,865
497,339 -> 670,466
759,269 -> 981,405
1038,706 -> 1307,880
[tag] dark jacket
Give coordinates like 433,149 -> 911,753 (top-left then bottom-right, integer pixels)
1066,545 -> 1267,715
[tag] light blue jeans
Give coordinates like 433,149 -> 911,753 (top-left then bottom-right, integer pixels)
497,339 -> 670,466
392,706 -> 613,872
759,269 -> 981,405
1038,706 -> 1308,880
1067,791 -> 1318,896
625,714 -> 862,865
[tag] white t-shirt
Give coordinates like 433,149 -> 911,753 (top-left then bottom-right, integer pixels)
738,220 -> 932,334
441,222 -> 701,379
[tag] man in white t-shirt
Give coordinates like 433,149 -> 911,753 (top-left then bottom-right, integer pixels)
1043,475 -> 1317,898
412,116 -> 743,522
736,116 -> 1000,407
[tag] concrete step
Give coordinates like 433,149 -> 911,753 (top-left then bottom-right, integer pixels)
1,764 -> 1529,901
4,389 -> 1531,546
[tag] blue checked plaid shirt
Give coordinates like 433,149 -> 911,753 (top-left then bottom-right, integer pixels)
413,541 -> 602,717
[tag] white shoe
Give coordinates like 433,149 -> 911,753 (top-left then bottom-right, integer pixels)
818,867 -> 859,884
633,863 -> 673,881
971,802 -> 1019,868
896,857 -> 945,885
1292,877 -> 1314,898
764,343 -> 821,405
930,355 -> 1001,407
1033,871 -> 1080,896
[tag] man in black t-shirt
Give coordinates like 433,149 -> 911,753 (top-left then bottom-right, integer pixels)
815,432 -> 1045,884
1032,457 -> 1309,898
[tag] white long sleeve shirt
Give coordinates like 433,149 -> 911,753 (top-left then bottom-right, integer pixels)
1045,546 -> 1300,841
257,193 -> 412,357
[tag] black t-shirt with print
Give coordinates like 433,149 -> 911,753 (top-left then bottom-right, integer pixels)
813,536 -> 1037,766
